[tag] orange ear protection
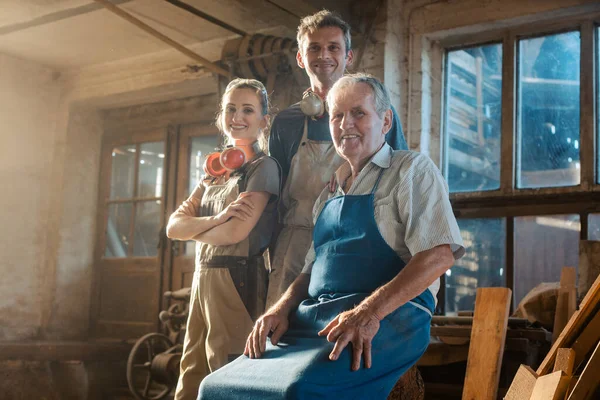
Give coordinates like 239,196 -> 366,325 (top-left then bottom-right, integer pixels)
203,140 -> 260,178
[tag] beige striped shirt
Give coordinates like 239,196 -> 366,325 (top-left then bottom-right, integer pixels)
302,143 -> 465,299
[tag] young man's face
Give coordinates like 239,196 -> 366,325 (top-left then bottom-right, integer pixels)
297,26 -> 354,90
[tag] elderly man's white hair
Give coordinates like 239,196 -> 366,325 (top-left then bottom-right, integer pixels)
327,73 -> 391,116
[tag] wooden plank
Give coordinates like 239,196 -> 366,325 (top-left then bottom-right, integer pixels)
567,341 -> 600,400
553,267 -> 578,343
579,241 -> 600,300
537,274 -> 600,375
553,348 -> 576,376
505,365 -> 538,400
571,311 -> 600,370
530,371 -> 570,400
461,288 -> 511,400
430,326 -> 547,341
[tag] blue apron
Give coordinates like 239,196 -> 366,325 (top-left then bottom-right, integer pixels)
199,168 -> 434,400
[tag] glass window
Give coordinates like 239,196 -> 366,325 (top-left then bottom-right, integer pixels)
514,214 -> 580,305
185,135 -> 220,256
110,145 -> 136,199
133,200 -> 162,257
517,31 -> 581,188
444,44 -> 503,193
138,142 -> 165,198
588,213 -> 600,240
105,203 -> 132,257
104,140 -> 165,258
188,135 -> 220,194
445,218 -> 506,314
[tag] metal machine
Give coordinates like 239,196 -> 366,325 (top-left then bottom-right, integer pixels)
126,287 -> 191,400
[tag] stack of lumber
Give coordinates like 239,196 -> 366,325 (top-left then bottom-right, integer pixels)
505,274 -> 600,400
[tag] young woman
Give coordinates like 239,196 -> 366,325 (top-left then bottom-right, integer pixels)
166,78 -> 280,400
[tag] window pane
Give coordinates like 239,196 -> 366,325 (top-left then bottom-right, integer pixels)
133,200 -> 162,257
110,145 -> 136,199
517,32 -> 581,188
514,214 -> 580,305
185,135 -> 220,256
138,142 -> 165,198
444,44 -> 503,193
188,135 -> 220,195
588,213 -> 600,240
445,218 -> 506,314
104,203 -> 132,258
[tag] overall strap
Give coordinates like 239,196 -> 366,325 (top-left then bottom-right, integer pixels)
301,117 -> 309,142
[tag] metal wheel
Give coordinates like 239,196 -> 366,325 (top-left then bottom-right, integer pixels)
127,333 -> 176,400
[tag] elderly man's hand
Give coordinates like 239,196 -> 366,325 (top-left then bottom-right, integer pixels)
244,310 -> 289,359
318,306 -> 381,371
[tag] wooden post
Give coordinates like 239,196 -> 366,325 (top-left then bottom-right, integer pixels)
461,288 -> 511,400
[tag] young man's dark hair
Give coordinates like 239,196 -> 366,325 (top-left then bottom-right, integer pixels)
296,10 -> 351,54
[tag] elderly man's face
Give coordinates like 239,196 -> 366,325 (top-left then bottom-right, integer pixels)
297,26 -> 353,89
329,82 -> 392,167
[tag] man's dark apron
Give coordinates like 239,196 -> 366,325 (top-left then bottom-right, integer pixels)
199,167 -> 434,399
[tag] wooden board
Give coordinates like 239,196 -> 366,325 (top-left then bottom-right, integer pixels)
530,371 -> 570,400
571,310 -> 600,370
567,340 -> 600,400
461,288 -> 511,400
579,241 -> 600,299
553,267 -> 577,343
537,274 -> 600,375
505,365 -> 538,400
553,348 -> 575,376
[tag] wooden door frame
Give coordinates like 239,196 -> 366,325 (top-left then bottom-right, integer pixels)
90,127 -> 168,338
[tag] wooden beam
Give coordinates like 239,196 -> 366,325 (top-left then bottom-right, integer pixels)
462,288 -> 512,400
553,267 -> 578,343
538,274 -> 600,375
553,348 -> 576,376
571,310 -> 600,370
93,0 -> 230,78
164,0 -> 247,36
567,340 -> 600,400
530,371 -> 570,400
265,0 -> 317,19
505,365 -> 538,400
0,0 -> 134,36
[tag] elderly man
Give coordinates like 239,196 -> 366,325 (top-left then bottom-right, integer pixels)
198,74 -> 464,399
266,10 -> 408,309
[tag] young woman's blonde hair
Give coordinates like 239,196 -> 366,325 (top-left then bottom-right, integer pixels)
215,78 -> 271,153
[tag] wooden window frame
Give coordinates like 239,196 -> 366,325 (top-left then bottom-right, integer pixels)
436,14 -> 600,313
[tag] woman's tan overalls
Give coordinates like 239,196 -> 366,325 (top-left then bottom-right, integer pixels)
175,161 -> 269,400
265,118 -> 343,308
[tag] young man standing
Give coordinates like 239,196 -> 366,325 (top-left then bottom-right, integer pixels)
266,10 -> 408,308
